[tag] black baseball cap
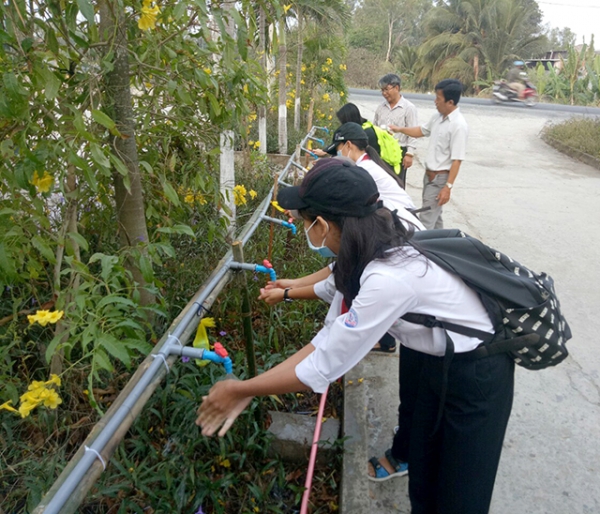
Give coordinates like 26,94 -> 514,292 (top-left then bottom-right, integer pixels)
324,122 -> 369,155
277,158 -> 380,218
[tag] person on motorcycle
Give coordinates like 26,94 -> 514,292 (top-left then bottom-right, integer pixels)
506,60 -> 528,99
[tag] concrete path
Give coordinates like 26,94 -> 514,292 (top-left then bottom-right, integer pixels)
340,91 -> 600,513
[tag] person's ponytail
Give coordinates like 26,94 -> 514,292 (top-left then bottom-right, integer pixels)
365,145 -> 403,187
334,207 -> 414,308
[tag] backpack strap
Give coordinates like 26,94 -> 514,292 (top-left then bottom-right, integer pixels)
401,313 -> 495,343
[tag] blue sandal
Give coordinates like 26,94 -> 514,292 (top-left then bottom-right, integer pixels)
367,449 -> 408,482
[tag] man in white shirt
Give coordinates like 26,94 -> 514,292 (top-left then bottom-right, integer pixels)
373,74 -> 418,188
390,79 -> 468,230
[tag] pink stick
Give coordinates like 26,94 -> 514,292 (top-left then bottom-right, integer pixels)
300,386 -> 329,514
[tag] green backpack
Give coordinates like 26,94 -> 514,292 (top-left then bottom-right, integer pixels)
362,121 -> 403,174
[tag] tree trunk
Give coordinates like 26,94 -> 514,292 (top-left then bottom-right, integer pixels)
307,91 -> 315,132
50,159 -> 80,375
385,17 -> 394,63
293,13 -> 303,132
99,0 -> 154,307
219,2 -> 237,238
219,130 -> 236,239
278,17 -> 287,154
473,53 -> 480,93
258,7 -> 267,154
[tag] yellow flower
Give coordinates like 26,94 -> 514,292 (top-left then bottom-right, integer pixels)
138,0 -> 160,30
252,141 -> 260,150
328,115 -> 333,120
233,185 -> 247,206
322,93 -> 330,102
184,193 -> 195,204
42,389 -> 62,409
300,79 -> 305,85
30,171 -> 53,193
321,66 -> 330,73
340,91 -> 345,97
248,113 -> 257,122
249,189 -> 257,199
10,373 -> 64,418
301,64 -> 306,72
339,63 -> 347,71
18,401 -> 38,418
326,58 -> 333,65
270,201 -> 285,213
27,380 -> 46,392
27,309 -> 64,327
0,401 -> 18,413
203,67 -> 212,75
283,4 -> 292,13
221,458 -> 231,468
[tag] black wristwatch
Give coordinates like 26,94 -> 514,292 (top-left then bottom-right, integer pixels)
283,288 -> 293,303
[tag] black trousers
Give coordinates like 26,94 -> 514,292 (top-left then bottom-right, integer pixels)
391,345 -> 424,463
408,351 -> 515,514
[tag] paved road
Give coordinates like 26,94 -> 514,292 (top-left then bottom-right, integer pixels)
345,89 -> 600,513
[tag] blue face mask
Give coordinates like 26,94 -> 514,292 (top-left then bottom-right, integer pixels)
305,219 -> 337,258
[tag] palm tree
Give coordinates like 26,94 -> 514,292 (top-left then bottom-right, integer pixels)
290,0 -> 349,131
416,0 -> 544,90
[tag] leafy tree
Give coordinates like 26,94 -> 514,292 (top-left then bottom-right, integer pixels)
349,0 -> 431,62
288,0 -> 350,130
416,0 -> 545,90
0,0 -> 274,382
546,26 -> 577,51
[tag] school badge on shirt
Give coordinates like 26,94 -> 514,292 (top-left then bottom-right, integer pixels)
344,308 -> 358,328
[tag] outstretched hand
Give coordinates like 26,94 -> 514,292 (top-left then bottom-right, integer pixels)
195,380 -> 253,437
264,279 -> 296,290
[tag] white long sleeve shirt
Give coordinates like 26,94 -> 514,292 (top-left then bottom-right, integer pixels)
354,154 -> 424,231
297,248 -> 493,393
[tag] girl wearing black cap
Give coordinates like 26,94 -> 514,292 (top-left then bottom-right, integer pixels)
197,160 -> 515,514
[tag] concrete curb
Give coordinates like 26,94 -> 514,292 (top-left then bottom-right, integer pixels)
341,351 -> 411,513
540,132 -> 600,171
340,359 -> 371,513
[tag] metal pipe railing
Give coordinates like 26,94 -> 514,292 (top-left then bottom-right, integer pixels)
34,126 -> 329,513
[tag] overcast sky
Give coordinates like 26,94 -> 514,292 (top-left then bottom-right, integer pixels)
538,0 -> 600,45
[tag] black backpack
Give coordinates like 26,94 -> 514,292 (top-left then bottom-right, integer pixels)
401,229 -> 571,370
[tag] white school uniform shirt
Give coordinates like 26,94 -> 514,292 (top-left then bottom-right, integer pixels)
355,153 -> 417,212
421,108 -> 468,171
297,248 -> 493,393
313,155 -> 424,305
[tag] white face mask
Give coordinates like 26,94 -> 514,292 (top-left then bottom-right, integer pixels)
304,219 -> 337,258
336,143 -> 348,158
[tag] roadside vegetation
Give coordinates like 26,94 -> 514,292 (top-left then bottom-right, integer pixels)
543,118 -> 600,160
0,0 -> 345,510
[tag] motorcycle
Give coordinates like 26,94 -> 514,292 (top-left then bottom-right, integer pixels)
492,80 -> 538,107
